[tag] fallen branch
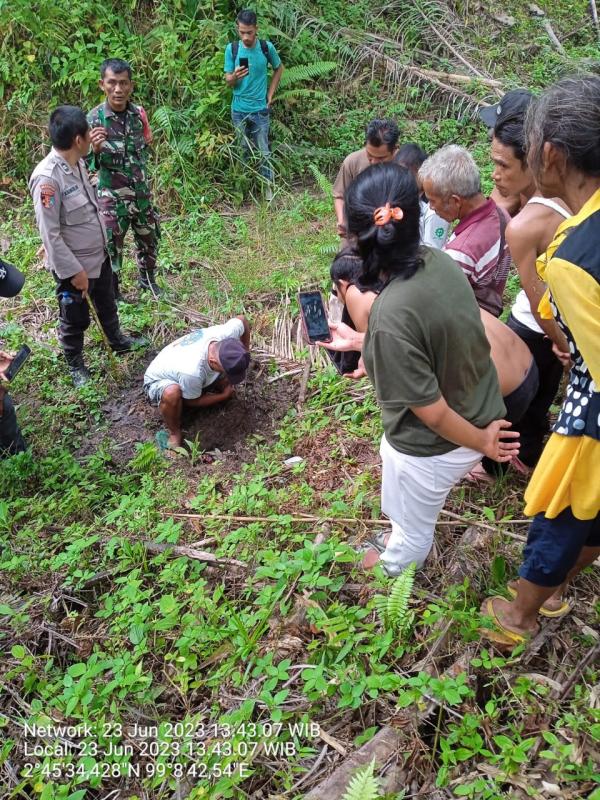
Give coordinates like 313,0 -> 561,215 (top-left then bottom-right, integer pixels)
591,0 -> 600,38
557,641 -> 600,700
409,66 -> 503,87
303,725 -> 403,800
525,642 -> 600,766
522,616 -> 564,664
167,511 -> 528,535
304,648 -> 475,799
529,3 -> 566,54
267,367 -> 304,383
141,540 -> 245,568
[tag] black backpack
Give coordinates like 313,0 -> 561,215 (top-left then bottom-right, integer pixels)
231,39 -> 274,66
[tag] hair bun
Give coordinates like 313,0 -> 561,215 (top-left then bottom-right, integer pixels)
376,222 -> 397,246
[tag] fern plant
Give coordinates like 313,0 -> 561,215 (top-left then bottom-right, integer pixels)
341,758 -> 380,800
278,61 -> 337,88
274,61 -> 337,106
374,562 -> 416,632
129,441 -> 162,472
308,162 -> 333,198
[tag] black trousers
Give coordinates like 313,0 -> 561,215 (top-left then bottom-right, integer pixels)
54,257 -> 120,366
507,313 -> 564,467
0,392 -> 27,458
482,359 -> 539,476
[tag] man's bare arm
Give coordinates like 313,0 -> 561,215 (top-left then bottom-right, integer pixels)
506,220 -> 569,355
225,65 -> 249,87
183,386 -> 235,408
267,64 -> 283,104
236,315 -> 251,349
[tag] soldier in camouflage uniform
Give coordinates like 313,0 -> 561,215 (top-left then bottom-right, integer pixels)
87,58 -> 161,299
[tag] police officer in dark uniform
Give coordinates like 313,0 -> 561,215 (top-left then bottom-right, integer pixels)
29,106 -> 145,387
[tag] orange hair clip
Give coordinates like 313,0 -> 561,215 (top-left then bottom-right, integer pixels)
373,203 -> 404,226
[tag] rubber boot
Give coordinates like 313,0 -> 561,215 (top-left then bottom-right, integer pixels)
138,269 -> 161,297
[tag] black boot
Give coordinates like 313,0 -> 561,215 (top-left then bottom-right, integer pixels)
112,272 -> 124,303
110,333 -> 148,353
138,269 -> 161,296
66,355 -> 91,388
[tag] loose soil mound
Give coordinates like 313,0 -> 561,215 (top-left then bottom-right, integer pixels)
81,358 -> 298,462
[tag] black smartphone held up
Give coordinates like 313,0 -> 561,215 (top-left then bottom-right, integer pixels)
298,291 -> 332,344
239,57 -> 249,71
4,344 -> 31,382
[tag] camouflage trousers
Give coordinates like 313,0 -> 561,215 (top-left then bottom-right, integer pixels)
98,195 -> 160,275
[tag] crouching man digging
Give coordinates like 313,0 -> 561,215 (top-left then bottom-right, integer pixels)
143,316 -> 251,449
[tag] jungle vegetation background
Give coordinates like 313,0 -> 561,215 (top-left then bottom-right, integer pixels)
1,0 -> 598,207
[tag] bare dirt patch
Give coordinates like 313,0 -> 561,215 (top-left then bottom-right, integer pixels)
79,358 -> 299,464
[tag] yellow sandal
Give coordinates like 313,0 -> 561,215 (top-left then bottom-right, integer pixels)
506,584 -> 571,618
479,597 -> 537,647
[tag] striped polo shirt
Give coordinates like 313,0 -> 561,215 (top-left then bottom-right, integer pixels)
444,198 -> 511,317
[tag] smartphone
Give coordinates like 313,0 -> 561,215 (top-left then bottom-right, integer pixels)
298,291 -> 332,344
4,344 -> 31,382
239,57 -> 249,71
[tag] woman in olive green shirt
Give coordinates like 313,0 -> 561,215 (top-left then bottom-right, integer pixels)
322,163 -> 519,576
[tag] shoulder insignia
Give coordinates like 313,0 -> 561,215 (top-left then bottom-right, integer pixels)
40,183 -> 56,209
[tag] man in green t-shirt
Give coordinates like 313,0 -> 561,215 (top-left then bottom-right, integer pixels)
224,9 -> 284,196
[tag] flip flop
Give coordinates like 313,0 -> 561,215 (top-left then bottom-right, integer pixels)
464,463 -> 495,484
506,584 -> 571,618
155,429 -> 170,451
479,596 -> 536,646
348,530 -> 390,554
369,530 -> 390,553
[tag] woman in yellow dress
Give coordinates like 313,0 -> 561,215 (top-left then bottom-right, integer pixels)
482,74 -> 600,644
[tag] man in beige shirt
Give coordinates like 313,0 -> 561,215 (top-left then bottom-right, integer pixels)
333,119 -> 400,240
30,106 -> 144,387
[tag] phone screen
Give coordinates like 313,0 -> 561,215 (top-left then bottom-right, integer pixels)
239,57 -> 249,70
298,292 -> 331,343
5,344 -> 31,382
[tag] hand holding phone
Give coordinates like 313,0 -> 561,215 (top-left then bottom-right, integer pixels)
0,350 -> 13,381
234,58 -> 249,80
3,345 -> 31,382
298,291 -> 332,344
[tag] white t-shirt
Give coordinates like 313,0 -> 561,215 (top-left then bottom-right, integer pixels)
143,318 -> 245,399
420,200 -> 450,249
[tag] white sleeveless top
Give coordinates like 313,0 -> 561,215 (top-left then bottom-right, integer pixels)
511,197 -> 571,333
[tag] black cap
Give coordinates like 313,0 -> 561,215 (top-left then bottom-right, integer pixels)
479,89 -> 534,129
0,259 -> 25,298
218,338 -> 250,385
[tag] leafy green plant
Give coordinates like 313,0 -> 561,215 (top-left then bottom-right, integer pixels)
374,563 -> 416,632
341,758 -> 380,800
309,162 -> 334,198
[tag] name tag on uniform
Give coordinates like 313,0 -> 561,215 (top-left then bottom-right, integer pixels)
62,185 -> 80,198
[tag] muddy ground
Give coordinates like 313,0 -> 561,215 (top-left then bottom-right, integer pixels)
79,356 -> 299,464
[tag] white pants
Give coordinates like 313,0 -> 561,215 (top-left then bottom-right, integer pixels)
379,435 -> 482,576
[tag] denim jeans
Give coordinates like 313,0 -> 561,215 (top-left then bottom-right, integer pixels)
231,108 -> 273,181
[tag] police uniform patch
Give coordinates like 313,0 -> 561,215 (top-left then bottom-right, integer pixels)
62,185 -> 79,198
40,183 -> 56,209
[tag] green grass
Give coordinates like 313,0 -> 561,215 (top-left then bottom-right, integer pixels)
1,189 -> 599,800
2,1 -> 600,795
